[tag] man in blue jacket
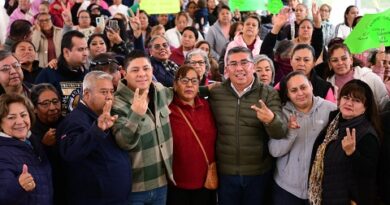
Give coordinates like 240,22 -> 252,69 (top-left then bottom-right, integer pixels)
56,71 -> 132,205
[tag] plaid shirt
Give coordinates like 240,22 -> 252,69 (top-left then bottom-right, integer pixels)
112,80 -> 174,192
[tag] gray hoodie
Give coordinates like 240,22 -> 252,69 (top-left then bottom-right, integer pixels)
268,96 -> 337,199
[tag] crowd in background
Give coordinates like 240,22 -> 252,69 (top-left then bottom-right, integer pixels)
0,0 -> 390,204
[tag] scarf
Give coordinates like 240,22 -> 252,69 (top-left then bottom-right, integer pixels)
308,112 -> 340,205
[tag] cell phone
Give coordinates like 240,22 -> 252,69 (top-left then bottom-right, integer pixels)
108,19 -> 119,31
96,16 -> 105,30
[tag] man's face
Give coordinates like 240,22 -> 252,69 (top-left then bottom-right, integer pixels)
64,37 -> 89,67
225,52 -> 255,90
83,79 -> 114,115
0,56 -> 24,89
125,57 -> 153,94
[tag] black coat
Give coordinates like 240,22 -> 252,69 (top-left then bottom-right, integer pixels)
311,111 -> 380,205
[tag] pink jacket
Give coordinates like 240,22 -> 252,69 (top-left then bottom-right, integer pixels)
224,34 -> 262,65
7,0 -> 42,34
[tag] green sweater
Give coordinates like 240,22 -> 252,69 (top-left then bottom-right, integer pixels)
112,80 -> 174,192
208,79 -> 287,175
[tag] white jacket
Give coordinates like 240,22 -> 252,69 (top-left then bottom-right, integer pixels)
328,66 -> 390,110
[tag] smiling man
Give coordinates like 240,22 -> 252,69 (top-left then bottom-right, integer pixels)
205,46 -> 287,205
112,50 -> 174,205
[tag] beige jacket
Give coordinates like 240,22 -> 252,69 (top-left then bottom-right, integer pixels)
32,26 -> 63,68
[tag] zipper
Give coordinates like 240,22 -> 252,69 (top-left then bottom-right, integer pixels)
236,98 -> 240,174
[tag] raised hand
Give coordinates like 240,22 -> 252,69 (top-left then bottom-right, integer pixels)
42,128 -> 56,146
97,100 -> 118,131
61,1 -> 73,26
271,10 -> 289,33
131,88 -> 149,116
46,59 -> 58,70
342,128 -> 356,156
106,27 -> 123,44
311,2 -> 322,28
128,9 -> 142,38
288,111 -> 300,129
250,100 -> 275,124
19,164 -> 36,192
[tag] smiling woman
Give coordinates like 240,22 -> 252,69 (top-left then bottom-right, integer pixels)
0,93 -> 53,205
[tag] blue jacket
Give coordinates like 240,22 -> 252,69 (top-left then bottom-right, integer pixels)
56,102 -> 132,205
0,134 -> 53,205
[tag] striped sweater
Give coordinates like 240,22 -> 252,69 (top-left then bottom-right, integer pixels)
112,79 -> 174,192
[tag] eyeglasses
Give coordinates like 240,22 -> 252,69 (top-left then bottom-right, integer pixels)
227,60 -> 252,69
37,98 -> 61,108
152,43 -> 169,50
0,62 -> 22,73
178,77 -> 199,85
340,96 -> 362,104
188,60 -> 205,66
38,18 -> 51,23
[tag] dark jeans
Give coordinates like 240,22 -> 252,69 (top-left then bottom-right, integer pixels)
166,184 -> 217,205
129,186 -> 167,205
272,182 -> 310,205
218,171 -> 272,205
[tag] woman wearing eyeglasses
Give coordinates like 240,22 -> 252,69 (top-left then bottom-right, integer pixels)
30,83 -> 65,205
185,49 -> 211,86
149,35 -> 179,87
167,65 -> 217,205
0,50 -> 31,97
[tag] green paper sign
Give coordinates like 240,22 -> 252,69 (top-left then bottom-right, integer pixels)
267,0 -> 283,14
344,8 -> 390,54
140,0 -> 180,14
229,0 -> 266,12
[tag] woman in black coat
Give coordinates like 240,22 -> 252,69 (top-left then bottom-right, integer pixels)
308,80 -> 381,205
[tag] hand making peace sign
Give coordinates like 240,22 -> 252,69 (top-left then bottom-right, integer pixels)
251,100 -> 275,124
342,128 -> 356,156
97,100 -> 118,131
131,88 -> 149,116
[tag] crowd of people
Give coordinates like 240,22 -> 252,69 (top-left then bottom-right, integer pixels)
0,0 -> 390,205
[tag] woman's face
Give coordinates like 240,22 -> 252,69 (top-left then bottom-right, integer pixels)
187,2 -> 198,17
290,48 -> 315,76
198,43 -> 210,54
1,102 -> 31,140
181,30 -> 196,49
207,0 -> 216,10
13,42 -> 36,64
346,7 -> 359,22
329,48 -> 353,76
235,24 -> 244,36
298,20 -> 313,39
35,90 -> 61,125
78,11 -> 91,28
218,8 -> 232,24
188,54 -> 206,77
287,75 -> 313,111
242,17 -> 259,38
139,12 -> 149,30
88,36 -> 107,58
339,95 -> 366,119
255,60 -> 273,85
174,69 -> 199,104
295,5 -> 308,22
176,15 -> 188,32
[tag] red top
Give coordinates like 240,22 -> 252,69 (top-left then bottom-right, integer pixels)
169,46 -> 185,66
169,95 -> 217,189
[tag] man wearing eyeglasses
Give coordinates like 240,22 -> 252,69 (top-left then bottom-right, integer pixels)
148,35 -> 179,87
205,46 -> 287,205
0,50 -> 30,97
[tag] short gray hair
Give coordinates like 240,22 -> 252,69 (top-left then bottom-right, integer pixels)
148,35 -> 169,48
253,54 -> 276,83
185,49 -> 210,71
82,71 -> 113,92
